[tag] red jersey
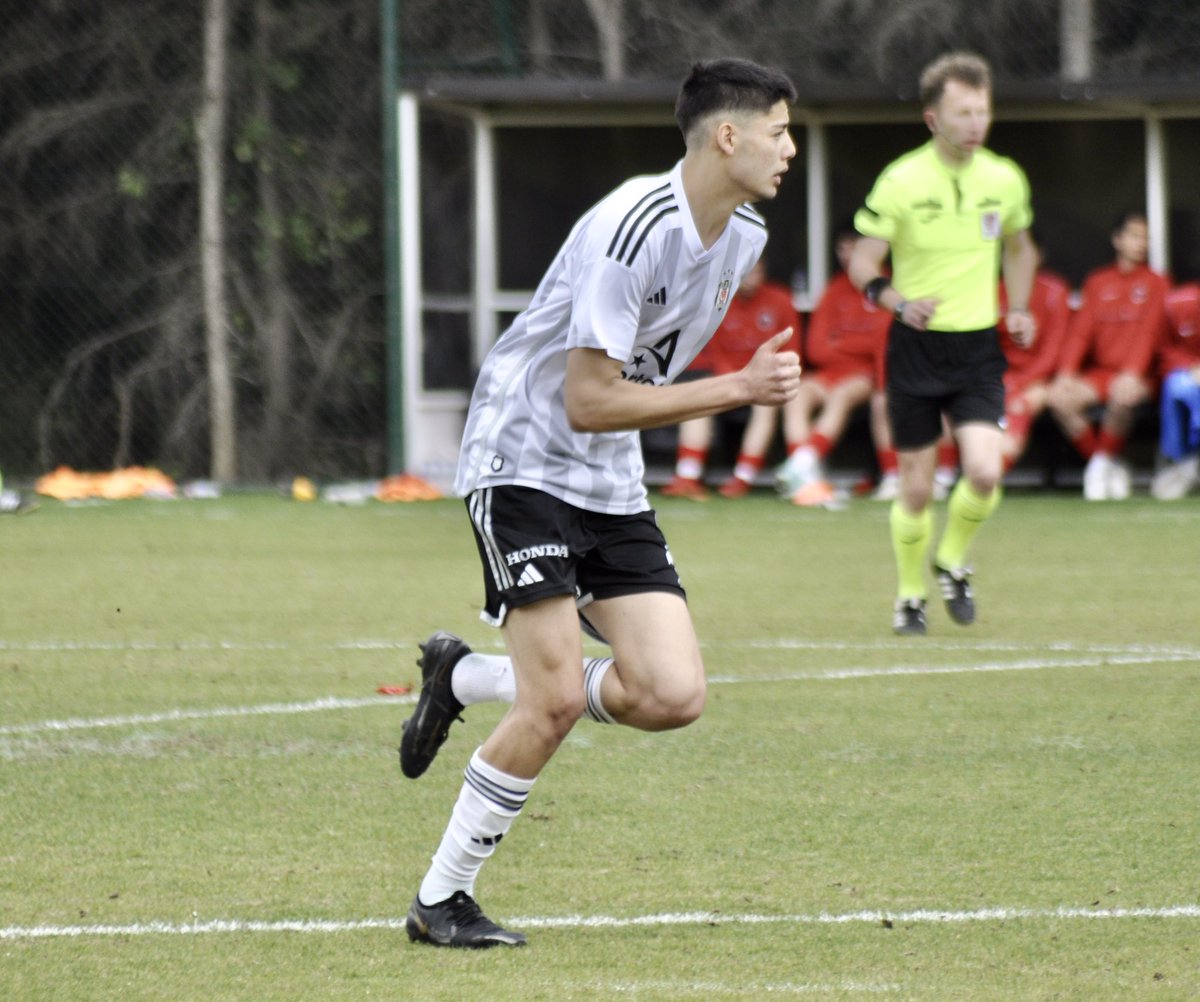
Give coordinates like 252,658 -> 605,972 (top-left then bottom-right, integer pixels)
1057,263 -> 1168,377
1161,283 -> 1200,376
999,269 -> 1072,395
709,280 -> 801,375
804,272 -> 890,380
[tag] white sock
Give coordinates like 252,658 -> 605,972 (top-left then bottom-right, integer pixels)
418,749 -> 535,904
450,653 -> 516,705
582,657 -> 616,724
449,654 -> 616,713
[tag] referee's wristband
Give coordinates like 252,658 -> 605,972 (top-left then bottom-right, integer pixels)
864,276 -> 890,306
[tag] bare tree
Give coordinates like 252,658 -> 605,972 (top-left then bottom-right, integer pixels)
197,0 -> 237,481
249,0 -> 296,478
1061,0 -> 1094,81
581,0 -> 626,80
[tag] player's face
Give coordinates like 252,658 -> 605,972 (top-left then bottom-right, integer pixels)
729,100 -> 795,202
925,80 -> 992,162
1113,218 -> 1149,265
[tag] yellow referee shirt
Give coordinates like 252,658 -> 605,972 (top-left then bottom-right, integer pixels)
854,141 -> 1033,332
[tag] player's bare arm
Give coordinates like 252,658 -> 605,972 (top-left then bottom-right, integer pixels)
564,330 -> 800,433
847,234 -> 940,330
1002,228 -> 1039,347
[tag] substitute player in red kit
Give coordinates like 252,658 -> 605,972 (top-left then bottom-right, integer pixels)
661,256 -> 800,498
1150,282 -> 1200,499
397,58 -> 799,949
1047,210 -> 1168,500
775,229 -> 891,504
998,232 -> 1071,472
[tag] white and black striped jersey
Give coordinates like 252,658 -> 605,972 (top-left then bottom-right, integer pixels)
455,160 -> 769,515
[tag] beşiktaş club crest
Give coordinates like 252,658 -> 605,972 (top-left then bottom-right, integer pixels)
714,269 -> 734,310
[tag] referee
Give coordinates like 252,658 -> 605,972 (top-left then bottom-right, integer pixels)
848,51 -> 1037,635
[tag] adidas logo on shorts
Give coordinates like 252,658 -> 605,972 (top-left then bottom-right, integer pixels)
516,564 -> 545,587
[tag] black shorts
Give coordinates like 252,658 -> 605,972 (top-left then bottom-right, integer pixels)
465,486 -> 685,627
885,322 -> 1008,450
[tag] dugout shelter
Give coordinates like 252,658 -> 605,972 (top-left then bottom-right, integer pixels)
388,76 -> 1200,487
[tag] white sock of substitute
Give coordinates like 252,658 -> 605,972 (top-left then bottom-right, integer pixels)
418,749 -> 534,905
583,657 -> 616,724
450,653 -> 516,705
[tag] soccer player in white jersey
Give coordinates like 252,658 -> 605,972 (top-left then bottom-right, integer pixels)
400,58 -> 799,948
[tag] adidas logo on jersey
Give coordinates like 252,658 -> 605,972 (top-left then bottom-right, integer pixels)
646,287 -> 668,306
516,564 -> 545,587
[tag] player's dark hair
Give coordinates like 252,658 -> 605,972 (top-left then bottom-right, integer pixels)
1111,208 -> 1147,236
675,58 -> 796,143
918,51 -> 991,108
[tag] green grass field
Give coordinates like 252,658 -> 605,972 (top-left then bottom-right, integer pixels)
1,491 -> 1198,1001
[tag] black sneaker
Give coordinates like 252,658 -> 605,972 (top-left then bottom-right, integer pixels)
892,598 -> 927,636
934,564 -> 975,625
398,631 -> 468,779
406,891 -> 527,948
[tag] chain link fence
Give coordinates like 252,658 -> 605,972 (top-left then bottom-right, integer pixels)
398,0 -> 1200,87
1,1 -> 382,485
2,2 -> 1198,485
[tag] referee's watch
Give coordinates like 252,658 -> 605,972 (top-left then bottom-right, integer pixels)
894,300 -> 907,322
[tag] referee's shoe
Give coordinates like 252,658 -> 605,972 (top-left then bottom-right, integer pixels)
934,564 -> 975,625
398,631 -> 468,778
892,598 -> 927,636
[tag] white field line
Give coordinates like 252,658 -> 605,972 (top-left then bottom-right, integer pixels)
2,637 -> 1198,656
589,979 -> 900,996
746,638 -> 1200,656
0,695 -> 411,736
3,903 -> 1198,941
706,650 -> 1200,684
3,643 -> 1197,737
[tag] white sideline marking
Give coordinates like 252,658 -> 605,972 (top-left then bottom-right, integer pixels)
591,979 -> 899,996
747,638 -> 1200,656
3,643 -> 1197,737
3,904 -> 1197,941
0,639 -> 419,653
3,637 -> 1198,656
707,650 -> 1200,685
0,695 -> 410,736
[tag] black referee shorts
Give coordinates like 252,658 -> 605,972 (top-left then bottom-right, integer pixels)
465,485 -> 685,628
885,322 -> 1007,450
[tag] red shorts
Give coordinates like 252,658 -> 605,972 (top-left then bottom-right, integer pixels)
1078,368 -> 1118,400
804,364 -> 874,392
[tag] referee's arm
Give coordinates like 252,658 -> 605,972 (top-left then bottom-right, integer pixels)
848,235 -> 939,331
847,237 -> 900,310
1001,229 -> 1039,347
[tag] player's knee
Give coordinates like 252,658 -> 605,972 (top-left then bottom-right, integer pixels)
637,674 -> 707,731
1110,383 -> 1147,409
961,458 -> 1001,495
1046,382 -> 1077,415
966,470 -> 1001,496
518,686 -> 587,745
549,688 -> 588,734
900,481 -> 933,511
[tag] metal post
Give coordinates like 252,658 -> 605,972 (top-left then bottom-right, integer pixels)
805,118 -> 829,311
381,0 -> 405,473
1145,116 -> 1169,276
472,114 -> 498,368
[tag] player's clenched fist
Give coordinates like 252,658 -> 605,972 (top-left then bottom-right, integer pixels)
742,328 -> 801,405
